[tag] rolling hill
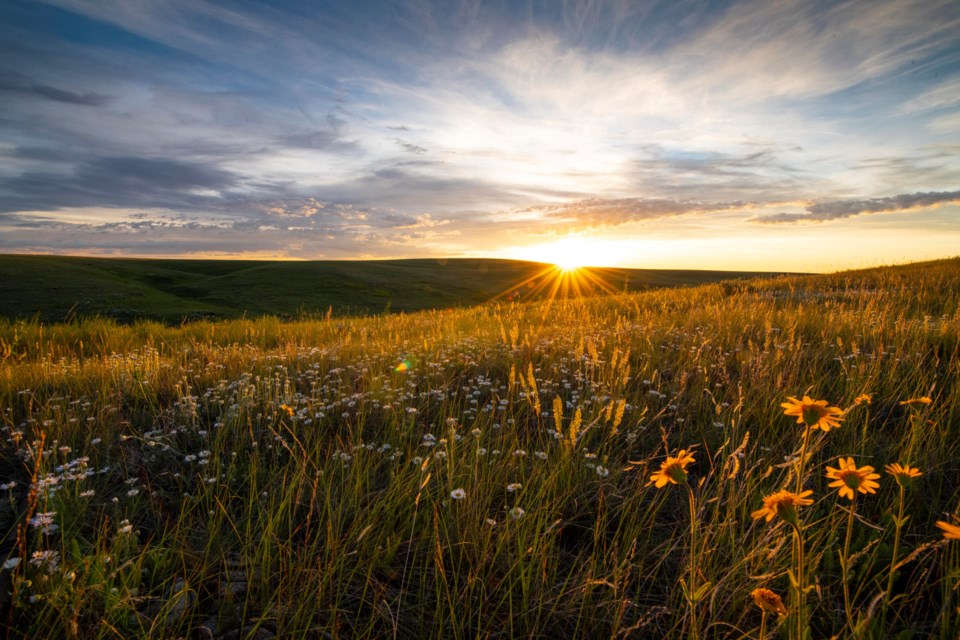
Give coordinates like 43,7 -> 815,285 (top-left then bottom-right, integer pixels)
0,254 -> 783,323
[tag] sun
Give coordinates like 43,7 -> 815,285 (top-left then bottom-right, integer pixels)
553,254 -> 586,271
511,236 -> 624,269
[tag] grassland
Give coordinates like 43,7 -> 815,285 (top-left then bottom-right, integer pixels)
1,258 -> 959,639
0,255 -> 767,323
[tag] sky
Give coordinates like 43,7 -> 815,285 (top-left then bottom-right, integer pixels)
2,0 -> 959,272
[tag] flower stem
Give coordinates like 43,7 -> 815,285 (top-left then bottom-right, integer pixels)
790,520 -> 806,640
790,519 -> 807,640
842,500 -> 856,631
794,425 -> 811,495
686,483 -> 699,640
759,610 -> 767,640
882,484 -> 906,630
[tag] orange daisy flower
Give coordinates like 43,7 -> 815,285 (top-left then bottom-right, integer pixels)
751,489 -> 814,524
936,521 -> 960,540
781,395 -> 844,432
885,463 -> 922,484
825,457 -> 880,500
648,448 -> 695,488
751,587 -> 788,616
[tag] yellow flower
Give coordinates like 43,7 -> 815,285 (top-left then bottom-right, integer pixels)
280,404 -> 295,418
899,396 -> 932,408
936,521 -> 960,540
885,463 -> 922,484
825,457 -> 880,500
751,587 -> 788,616
751,489 -> 814,524
648,449 -> 695,488
853,393 -> 872,406
781,395 -> 844,432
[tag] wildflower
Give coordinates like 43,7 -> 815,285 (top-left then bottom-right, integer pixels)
29,550 -> 60,573
936,521 -> 960,539
648,449 -> 695,488
751,588 -> 788,616
595,465 -> 610,478
450,488 -> 466,500
853,393 -> 872,406
509,506 -> 525,520
752,489 -> 814,524
781,395 -> 844,432
29,512 -> 58,534
825,457 -> 880,500
506,483 -> 522,493
127,488 -> 140,497
899,396 -> 932,408
3,558 -> 21,570
885,463 -> 922,486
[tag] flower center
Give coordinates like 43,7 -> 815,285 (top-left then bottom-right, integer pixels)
666,462 -> 688,484
839,470 -> 862,489
802,405 -> 825,426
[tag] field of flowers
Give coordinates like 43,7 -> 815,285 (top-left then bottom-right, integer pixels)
1,258 -> 959,639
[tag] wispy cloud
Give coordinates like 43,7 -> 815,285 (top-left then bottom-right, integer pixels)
513,197 -> 751,227
0,156 -> 242,213
749,190 -> 960,224
0,71 -> 110,106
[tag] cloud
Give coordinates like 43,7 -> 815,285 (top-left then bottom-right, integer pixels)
276,112 -> 359,152
0,71 -> 110,106
2,0 -> 959,262
0,156 -> 241,213
394,139 -> 427,154
749,190 -> 960,224
514,197 -> 750,227
626,144 -> 811,200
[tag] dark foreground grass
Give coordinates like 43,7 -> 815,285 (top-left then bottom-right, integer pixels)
0,258 -> 958,639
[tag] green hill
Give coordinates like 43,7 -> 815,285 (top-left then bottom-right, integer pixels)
0,255 -> 777,322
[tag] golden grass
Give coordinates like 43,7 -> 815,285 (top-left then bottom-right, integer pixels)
0,258 -> 959,638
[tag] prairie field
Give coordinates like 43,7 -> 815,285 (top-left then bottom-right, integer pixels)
1,258 -> 959,639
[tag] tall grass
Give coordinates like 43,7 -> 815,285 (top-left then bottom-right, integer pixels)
1,258 -> 959,638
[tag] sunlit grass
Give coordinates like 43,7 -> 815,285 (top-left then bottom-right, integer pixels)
0,257 -> 959,638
